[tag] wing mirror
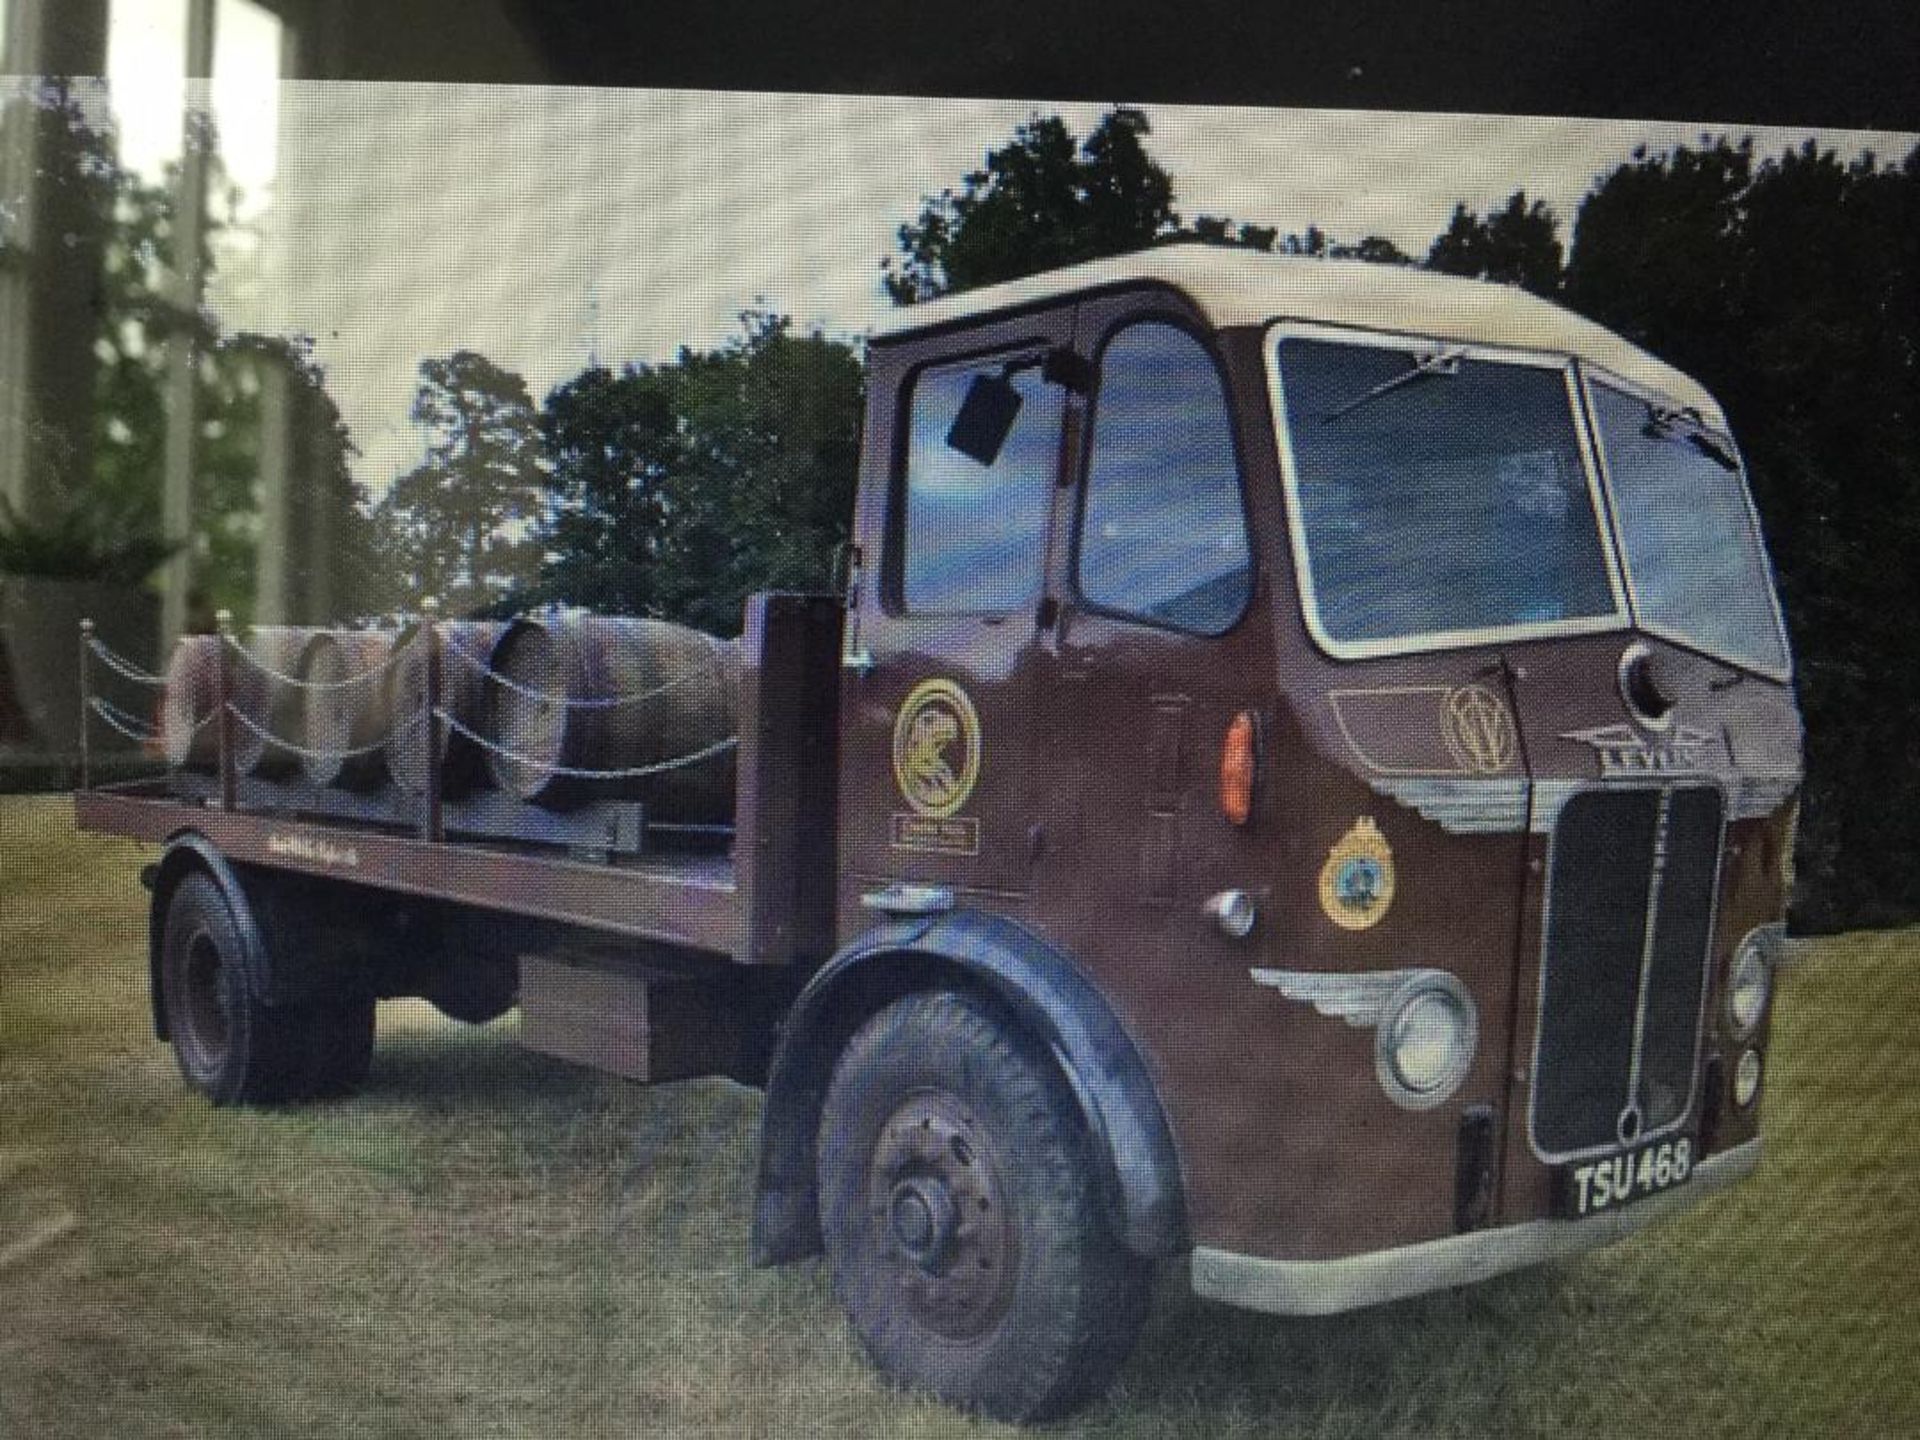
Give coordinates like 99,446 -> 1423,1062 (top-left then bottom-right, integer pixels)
944,346 -> 1092,467
945,370 -> 1024,466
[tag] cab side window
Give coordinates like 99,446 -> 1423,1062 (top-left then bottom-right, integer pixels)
1077,322 -> 1251,634
898,355 -> 1064,615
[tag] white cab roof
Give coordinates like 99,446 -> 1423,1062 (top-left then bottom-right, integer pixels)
873,243 -> 1723,423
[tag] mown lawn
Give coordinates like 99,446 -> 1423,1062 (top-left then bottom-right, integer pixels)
2,793 -> 1916,1438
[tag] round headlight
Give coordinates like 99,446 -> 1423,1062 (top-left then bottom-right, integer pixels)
1734,1047 -> 1763,1108
1376,975 -> 1477,1110
1728,933 -> 1772,1038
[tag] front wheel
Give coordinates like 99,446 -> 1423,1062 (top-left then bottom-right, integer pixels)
816,990 -> 1151,1422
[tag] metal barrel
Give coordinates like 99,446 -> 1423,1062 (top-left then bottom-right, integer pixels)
159,635 -> 221,770
482,611 -> 740,819
297,629 -> 396,788
231,626 -> 312,777
381,618 -> 507,798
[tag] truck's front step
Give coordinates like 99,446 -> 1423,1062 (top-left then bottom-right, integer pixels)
516,954 -> 752,1083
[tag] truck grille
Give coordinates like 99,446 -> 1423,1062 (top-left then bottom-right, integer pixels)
1530,785 -> 1724,1160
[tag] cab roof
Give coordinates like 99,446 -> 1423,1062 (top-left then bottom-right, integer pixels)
872,243 -> 1723,423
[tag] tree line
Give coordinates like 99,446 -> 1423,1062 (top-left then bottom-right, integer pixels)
374,109 -> 1918,930
12,93 -> 1915,930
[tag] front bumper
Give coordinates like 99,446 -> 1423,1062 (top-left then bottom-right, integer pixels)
1190,1137 -> 1759,1316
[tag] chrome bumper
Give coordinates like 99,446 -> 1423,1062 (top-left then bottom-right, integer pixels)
1190,1137 -> 1760,1317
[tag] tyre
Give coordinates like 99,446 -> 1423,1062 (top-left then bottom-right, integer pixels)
816,989 -> 1152,1422
159,871 -> 374,1105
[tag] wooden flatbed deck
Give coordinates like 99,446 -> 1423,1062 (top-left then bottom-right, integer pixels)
75,783 -> 747,956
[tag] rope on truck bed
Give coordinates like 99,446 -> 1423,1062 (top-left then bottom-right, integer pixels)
87,696 -> 165,744
85,636 -> 170,688
219,628 -> 420,691
225,703 -> 429,761
435,710 -> 738,780
441,633 -> 727,711
80,622 -> 733,777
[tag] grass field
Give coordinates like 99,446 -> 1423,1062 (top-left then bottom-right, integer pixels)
2,794 -> 1917,1438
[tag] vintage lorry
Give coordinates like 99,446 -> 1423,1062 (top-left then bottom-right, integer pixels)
74,244 -> 1802,1421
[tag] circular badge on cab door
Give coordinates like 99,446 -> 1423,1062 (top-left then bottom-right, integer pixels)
892,679 -> 982,819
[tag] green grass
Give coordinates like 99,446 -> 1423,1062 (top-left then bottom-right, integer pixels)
2,792 -> 1916,1437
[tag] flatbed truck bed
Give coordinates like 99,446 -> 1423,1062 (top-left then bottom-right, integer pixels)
73,783 -> 748,956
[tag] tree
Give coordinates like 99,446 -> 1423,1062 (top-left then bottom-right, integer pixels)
377,351 -> 546,615
885,108 -> 1178,303
1562,140 -> 1754,367
1564,137 -> 1920,930
1425,190 -> 1564,294
535,361 -> 680,618
887,106 -> 1414,304
1,83 -> 369,624
532,311 -> 865,636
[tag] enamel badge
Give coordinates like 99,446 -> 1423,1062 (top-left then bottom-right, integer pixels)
1318,817 -> 1396,930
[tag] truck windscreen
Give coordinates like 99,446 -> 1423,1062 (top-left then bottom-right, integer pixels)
1587,382 -> 1791,679
1272,335 -> 1620,651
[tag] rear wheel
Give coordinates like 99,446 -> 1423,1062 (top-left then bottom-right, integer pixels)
159,871 -> 374,1104
816,990 -> 1151,1421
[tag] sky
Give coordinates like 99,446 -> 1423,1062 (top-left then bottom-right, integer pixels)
81,14 -> 1920,493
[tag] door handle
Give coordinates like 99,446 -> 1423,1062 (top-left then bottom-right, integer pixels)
843,645 -> 877,677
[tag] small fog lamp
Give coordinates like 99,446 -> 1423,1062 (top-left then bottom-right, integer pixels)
1376,974 -> 1477,1110
1202,888 -> 1258,940
1734,1047 -> 1763,1108
1728,931 -> 1772,1038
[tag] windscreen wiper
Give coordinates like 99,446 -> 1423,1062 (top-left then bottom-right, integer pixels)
1643,403 -> 1739,471
1320,346 -> 1465,425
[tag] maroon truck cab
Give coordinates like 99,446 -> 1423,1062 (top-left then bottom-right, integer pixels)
823,245 -> 1798,1312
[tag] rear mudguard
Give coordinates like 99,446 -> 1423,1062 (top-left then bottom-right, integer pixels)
144,832 -> 271,1039
146,830 -> 377,1035
750,909 -> 1188,1265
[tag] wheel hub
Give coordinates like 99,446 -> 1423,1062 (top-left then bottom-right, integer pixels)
183,930 -> 231,1064
889,1176 -> 958,1269
867,1091 -> 1016,1340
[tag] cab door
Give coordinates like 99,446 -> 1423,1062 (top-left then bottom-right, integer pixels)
837,305 -> 1076,906
1040,296 -> 1271,923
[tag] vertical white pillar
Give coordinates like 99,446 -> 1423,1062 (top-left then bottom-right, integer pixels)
158,0 -> 217,646
252,0 -> 301,628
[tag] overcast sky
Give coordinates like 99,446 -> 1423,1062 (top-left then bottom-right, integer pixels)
90,32 -> 1918,492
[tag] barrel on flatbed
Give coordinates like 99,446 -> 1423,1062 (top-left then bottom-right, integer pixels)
231,627 -> 312,777
482,612 -> 740,821
298,629 -> 396,788
380,618 -> 507,798
159,635 -> 221,770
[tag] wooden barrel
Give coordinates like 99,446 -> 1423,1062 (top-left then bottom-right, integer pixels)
482,611 -> 740,819
231,627 -> 312,777
380,618 -> 507,798
298,629 -> 396,788
159,635 -> 221,770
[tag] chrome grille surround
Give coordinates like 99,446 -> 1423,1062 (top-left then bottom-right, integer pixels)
1527,781 -> 1728,1163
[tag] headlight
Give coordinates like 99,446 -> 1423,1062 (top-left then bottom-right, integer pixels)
1727,930 -> 1773,1038
1734,1048 -> 1763,1108
1376,974 -> 1477,1109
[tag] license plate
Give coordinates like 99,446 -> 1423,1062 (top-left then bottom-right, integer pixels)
1553,1135 -> 1696,1218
